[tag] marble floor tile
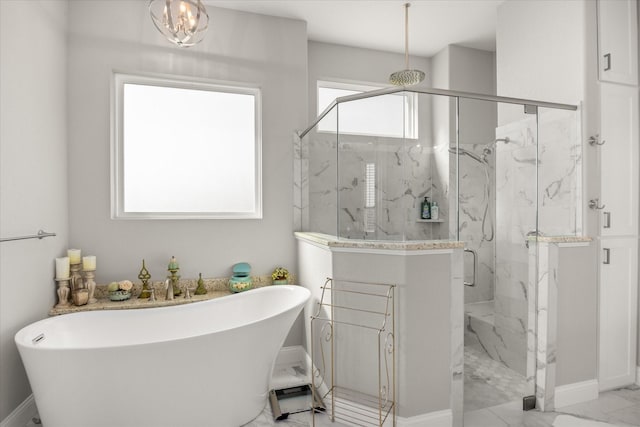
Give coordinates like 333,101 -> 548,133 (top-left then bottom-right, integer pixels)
465,345 -> 528,411
243,403 -> 347,427
552,414 -> 624,427
556,393 -> 637,423
609,386 -> 640,405
464,408 -> 510,427
484,400 -> 558,427
465,387 -> 640,427
606,404 -> 640,426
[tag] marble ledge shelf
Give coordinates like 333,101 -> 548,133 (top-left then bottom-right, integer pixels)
50,275 -> 294,316
294,232 -> 464,250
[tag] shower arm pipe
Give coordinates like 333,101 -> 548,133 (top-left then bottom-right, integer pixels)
298,86 -> 578,139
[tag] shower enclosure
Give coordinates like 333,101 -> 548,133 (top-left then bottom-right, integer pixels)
297,86 -> 581,417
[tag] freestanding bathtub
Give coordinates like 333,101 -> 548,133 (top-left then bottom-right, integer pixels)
15,285 -> 310,427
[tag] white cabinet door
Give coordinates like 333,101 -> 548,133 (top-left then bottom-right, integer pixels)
597,0 -> 638,85
600,83 -> 639,236
599,236 -> 638,391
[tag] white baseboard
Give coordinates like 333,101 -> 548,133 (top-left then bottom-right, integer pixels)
0,394 -> 37,427
397,409 -> 452,427
555,379 -> 599,408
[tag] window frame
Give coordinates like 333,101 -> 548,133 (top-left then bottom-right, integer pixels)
316,80 -> 418,139
111,71 -> 262,220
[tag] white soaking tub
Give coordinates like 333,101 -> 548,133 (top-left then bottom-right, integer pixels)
15,285 -> 310,427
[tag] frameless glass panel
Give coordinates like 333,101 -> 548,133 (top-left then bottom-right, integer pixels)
307,103 -> 338,236
334,92 -> 445,241
537,107 -> 582,236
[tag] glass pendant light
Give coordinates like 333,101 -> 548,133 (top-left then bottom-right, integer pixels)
389,3 -> 425,86
149,0 -> 209,47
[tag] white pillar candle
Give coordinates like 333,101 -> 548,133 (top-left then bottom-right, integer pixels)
82,256 -> 96,271
56,257 -> 70,279
68,249 -> 81,264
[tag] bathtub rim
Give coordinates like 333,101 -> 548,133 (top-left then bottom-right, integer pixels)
15,284 -> 310,351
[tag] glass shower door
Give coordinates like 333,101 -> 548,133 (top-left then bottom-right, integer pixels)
456,98 -> 539,412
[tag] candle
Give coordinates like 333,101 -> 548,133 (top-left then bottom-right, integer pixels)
68,249 -> 81,264
55,257 -> 70,279
82,256 -> 96,271
168,256 -> 179,270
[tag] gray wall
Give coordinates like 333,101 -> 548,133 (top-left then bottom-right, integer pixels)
0,1 -> 70,420
331,251 -> 452,417
66,2 -> 307,285
556,244 -> 598,387
1,3 -> 309,419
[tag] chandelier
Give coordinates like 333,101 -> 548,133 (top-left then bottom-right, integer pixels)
149,0 -> 209,47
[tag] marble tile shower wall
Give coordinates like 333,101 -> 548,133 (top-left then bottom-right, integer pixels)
308,134 -> 338,236
308,134 -> 449,241
538,108 -> 582,236
494,119 -> 537,376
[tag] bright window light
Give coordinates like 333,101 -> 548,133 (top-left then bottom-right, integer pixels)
112,73 -> 262,219
317,81 -> 418,139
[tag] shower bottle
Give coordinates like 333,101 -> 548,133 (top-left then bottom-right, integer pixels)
431,201 -> 439,220
421,197 -> 431,219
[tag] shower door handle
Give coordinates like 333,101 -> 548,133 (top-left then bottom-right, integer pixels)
464,248 -> 477,287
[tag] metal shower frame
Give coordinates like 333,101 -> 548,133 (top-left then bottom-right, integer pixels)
298,86 -> 577,139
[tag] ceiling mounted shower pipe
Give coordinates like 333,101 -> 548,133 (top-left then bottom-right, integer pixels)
389,3 -> 425,86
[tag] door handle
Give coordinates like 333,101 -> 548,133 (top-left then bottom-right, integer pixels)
464,248 -> 477,287
603,211 -> 611,229
603,248 -> 611,265
604,53 -> 611,71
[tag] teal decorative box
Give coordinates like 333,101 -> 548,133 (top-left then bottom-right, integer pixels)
229,262 -> 253,293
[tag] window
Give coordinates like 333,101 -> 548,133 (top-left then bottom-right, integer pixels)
364,163 -> 376,233
317,81 -> 418,139
112,72 -> 262,219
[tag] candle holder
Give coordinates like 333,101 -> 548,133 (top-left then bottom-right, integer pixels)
166,268 -> 180,300
70,262 -> 84,296
84,269 -> 97,304
138,259 -> 152,299
55,278 -> 71,308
